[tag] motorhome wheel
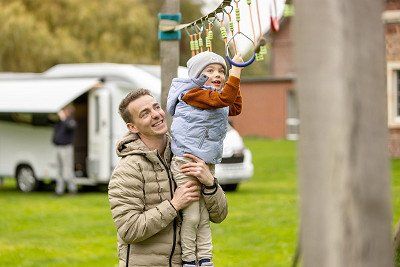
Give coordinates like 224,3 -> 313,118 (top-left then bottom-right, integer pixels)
16,165 -> 38,192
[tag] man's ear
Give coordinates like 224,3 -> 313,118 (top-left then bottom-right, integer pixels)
126,122 -> 139,134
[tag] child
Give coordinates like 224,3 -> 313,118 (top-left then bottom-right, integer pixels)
167,51 -> 243,267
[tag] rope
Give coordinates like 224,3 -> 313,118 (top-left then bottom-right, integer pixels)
196,24 -> 204,53
159,0 -> 231,32
234,0 -> 241,34
247,0 -> 256,43
224,6 -> 237,55
254,0 -> 267,60
189,34 -> 196,57
255,0 -> 262,38
205,18 -> 214,52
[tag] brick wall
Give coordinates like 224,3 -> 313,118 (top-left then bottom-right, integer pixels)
229,79 -> 294,138
390,129 -> 400,157
385,24 -> 400,61
385,1 -> 400,156
270,19 -> 294,77
385,0 -> 400,61
386,0 -> 400,10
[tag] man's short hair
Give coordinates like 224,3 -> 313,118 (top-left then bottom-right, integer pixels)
119,89 -> 153,123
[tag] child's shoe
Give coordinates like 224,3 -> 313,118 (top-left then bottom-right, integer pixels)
182,260 -> 196,267
199,258 -> 214,266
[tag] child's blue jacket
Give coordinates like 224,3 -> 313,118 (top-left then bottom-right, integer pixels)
166,75 -> 229,164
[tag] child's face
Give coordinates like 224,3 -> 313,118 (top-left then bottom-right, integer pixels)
201,64 -> 226,91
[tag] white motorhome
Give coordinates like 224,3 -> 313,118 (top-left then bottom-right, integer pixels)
0,64 -> 253,192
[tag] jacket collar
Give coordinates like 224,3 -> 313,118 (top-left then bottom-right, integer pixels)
116,132 -> 172,163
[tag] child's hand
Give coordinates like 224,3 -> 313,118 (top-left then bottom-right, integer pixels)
181,153 -> 215,187
229,54 -> 244,78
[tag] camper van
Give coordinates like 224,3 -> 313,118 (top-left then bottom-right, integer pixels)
0,64 -> 253,192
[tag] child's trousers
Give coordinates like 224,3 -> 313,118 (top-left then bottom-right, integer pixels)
171,156 -> 213,263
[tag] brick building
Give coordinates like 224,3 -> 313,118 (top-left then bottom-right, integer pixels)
384,0 -> 400,157
230,17 -> 297,139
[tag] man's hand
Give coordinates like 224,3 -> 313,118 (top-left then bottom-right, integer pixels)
229,54 -> 244,79
57,110 -> 66,121
180,153 -> 214,187
170,180 -> 200,211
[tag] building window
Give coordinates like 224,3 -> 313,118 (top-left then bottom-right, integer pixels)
286,89 -> 299,140
397,70 -> 400,117
387,62 -> 400,127
94,95 -> 100,133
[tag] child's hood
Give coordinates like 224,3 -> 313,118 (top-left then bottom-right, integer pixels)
166,75 -> 208,116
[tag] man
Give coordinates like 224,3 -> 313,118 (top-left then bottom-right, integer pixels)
52,105 -> 78,195
108,89 -> 228,267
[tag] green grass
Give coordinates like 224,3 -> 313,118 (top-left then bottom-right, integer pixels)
393,159 -> 400,225
392,159 -> 400,267
0,139 -> 399,266
0,186 -> 117,266
212,139 -> 298,267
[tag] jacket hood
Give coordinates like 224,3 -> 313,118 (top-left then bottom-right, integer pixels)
116,132 -> 144,157
166,75 -> 209,116
116,132 -> 171,158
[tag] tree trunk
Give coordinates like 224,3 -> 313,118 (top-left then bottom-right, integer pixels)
394,219 -> 400,251
294,0 -> 393,266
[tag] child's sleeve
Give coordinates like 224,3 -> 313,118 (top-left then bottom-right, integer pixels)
181,76 -> 241,109
228,89 -> 242,116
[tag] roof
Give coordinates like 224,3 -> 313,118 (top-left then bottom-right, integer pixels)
242,75 -> 296,83
134,65 -> 189,79
43,63 -> 162,100
0,78 -> 99,113
0,63 -> 185,114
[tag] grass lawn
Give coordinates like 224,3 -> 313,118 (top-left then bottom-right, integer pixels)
0,138 -> 399,266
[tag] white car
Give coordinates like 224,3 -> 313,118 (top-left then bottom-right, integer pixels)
215,123 -> 254,191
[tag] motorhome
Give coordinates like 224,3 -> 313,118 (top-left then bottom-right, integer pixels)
0,64 -> 253,192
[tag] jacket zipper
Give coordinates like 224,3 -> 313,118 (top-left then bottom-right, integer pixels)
126,244 -> 130,267
157,154 -> 176,267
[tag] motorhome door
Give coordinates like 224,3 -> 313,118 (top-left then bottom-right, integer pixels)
88,88 -> 111,182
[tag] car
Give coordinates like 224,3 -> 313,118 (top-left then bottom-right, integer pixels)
215,123 -> 254,191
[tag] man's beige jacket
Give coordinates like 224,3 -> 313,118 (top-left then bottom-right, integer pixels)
108,133 -> 228,267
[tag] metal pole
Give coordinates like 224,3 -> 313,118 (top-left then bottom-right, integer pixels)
160,0 -> 180,126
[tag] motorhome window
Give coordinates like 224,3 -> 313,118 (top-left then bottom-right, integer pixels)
0,113 -> 33,124
0,113 -> 52,126
12,113 -> 32,124
32,114 -> 53,126
0,113 -> 15,123
95,95 -> 100,133
397,70 -> 400,117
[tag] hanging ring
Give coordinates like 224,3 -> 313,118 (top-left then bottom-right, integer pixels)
184,26 -> 192,36
195,21 -> 204,33
225,32 -> 256,67
223,5 -> 234,14
215,11 -> 225,23
190,25 -> 197,34
208,13 -> 217,25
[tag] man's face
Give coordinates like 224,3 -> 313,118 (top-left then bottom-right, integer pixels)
201,63 -> 226,91
126,95 -> 168,137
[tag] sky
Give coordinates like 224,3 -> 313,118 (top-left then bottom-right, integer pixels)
197,0 -> 287,54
